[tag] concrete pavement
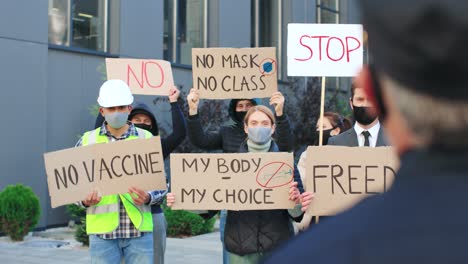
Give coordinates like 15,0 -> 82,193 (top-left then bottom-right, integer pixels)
0,228 -> 222,264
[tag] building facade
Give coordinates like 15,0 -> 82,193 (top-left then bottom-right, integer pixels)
0,0 -> 359,229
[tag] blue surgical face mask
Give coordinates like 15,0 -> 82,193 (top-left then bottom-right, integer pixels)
247,127 -> 272,144
104,111 -> 129,129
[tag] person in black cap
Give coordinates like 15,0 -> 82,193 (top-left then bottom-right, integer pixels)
262,0 -> 468,263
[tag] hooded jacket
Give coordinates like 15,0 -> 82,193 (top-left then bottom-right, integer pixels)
187,99 -> 293,153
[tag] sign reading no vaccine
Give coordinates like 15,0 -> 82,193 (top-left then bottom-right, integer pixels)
44,137 -> 166,208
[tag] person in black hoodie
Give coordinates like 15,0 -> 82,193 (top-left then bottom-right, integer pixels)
186,88 -> 294,264
94,86 -> 185,264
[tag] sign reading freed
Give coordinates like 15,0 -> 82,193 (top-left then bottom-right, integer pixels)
306,146 -> 399,216
44,137 -> 166,208
287,23 -> 363,77
170,152 -> 296,210
192,47 -> 278,99
106,58 -> 174,96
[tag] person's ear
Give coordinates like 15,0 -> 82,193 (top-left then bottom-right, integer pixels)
349,97 -> 354,110
271,124 -> 276,135
128,105 -> 133,112
244,124 -> 249,134
331,127 -> 341,136
99,107 -> 104,116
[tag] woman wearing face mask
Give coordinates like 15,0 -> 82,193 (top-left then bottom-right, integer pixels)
167,105 -> 312,264
296,112 -> 351,230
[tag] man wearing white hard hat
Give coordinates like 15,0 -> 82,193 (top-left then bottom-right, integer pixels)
75,79 -> 157,264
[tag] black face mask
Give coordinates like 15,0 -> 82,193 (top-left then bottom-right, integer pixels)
235,111 -> 247,123
134,123 -> 152,132
353,105 -> 378,125
312,128 -> 333,146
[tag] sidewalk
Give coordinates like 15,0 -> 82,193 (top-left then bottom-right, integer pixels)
0,227 -> 222,264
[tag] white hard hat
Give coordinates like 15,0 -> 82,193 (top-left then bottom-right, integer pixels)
97,79 -> 134,107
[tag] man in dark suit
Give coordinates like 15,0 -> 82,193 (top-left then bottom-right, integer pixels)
328,83 -> 388,147
263,0 -> 468,263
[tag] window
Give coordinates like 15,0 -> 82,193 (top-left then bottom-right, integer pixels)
164,0 -> 207,65
48,0 -> 109,52
317,0 -> 339,24
252,0 -> 286,79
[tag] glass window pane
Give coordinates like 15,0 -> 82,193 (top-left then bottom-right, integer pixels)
48,0 -> 70,46
71,0 -> 107,52
320,0 -> 338,10
164,0 -> 175,61
179,0 -> 205,64
320,9 -> 338,23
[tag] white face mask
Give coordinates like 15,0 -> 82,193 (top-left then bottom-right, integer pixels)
105,112 -> 129,129
247,127 -> 272,144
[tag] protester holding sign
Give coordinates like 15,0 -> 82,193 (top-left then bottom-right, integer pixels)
296,112 -> 351,229
186,88 -> 293,264
169,105 -> 311,264
75,79 -> 160,264
264,0 -> 468,263
327,82 -> 388,147
129,87 -> 185,264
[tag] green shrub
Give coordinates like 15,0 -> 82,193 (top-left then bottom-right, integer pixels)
66,204 -> 89,246
0,184 -> 41,241
163,205 -> 215,237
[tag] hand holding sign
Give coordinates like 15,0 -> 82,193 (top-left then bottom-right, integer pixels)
82,190 -> 101,207
288,182 -> 300,204
300,192 -> 314,212
128,187 -> 150,206
269,92 -> 285,117
166,192 -> 175,207
168,86 -> 180,103
187,88 -> 200,115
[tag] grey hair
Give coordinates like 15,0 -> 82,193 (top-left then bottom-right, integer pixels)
382,75 -> 468,147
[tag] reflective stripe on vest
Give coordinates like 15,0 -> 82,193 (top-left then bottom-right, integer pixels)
83,127 -> 154,234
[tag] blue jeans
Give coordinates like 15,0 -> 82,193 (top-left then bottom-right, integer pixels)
152,212 -> 167,264
220,210 -> 230,264
89,232 -> 153,264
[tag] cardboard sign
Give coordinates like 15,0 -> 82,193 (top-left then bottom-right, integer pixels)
287,23 -> 363,76
192,47 -> 278,99
44,137 -> 166,208
305,146 -> 399,216
106,58 -> 174,96
170,152 -> 296,210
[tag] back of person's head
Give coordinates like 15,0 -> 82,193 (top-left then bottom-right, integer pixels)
360,0 -> 468,148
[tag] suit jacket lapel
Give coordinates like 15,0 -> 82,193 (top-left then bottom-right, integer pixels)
349,128 -> 359,147
376,127 -> 387,146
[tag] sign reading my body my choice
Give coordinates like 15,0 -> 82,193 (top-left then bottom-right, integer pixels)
44,137 -> 166,208
170,152 -> 295,210
192,47 -> 278,99
287,23 -> 364,77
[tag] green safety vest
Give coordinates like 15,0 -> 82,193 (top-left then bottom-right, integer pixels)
82,126 -> 154,234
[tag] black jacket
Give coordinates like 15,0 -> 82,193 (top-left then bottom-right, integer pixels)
187,99 -> 293,153
263,148 -> 468,264
224,141 -> 302,256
